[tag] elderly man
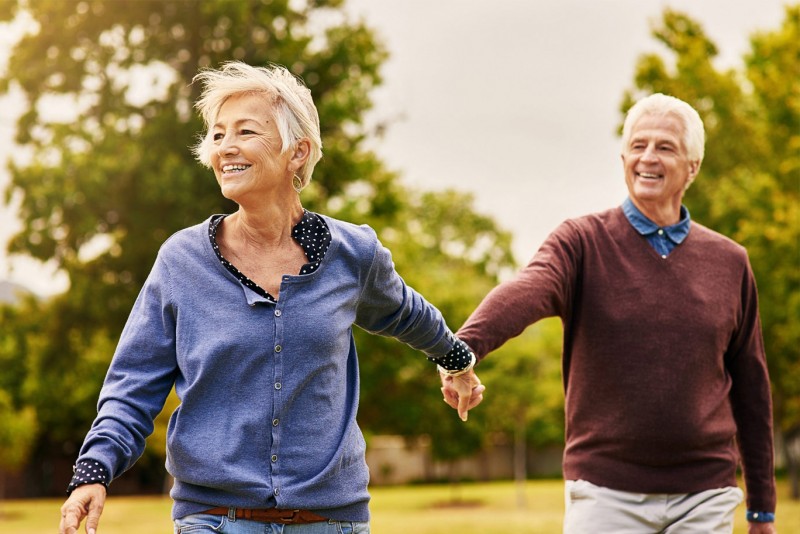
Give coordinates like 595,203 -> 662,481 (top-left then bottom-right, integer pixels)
444,93 -> 777,533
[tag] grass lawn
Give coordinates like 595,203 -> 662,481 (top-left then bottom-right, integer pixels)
1,479 -> 797,533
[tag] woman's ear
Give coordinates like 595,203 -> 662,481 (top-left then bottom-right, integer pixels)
291,138 -> 311,170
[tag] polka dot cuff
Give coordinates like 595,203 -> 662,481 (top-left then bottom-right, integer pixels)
429,338 -> 474,373
209,210 -> 331,302
67,460 -> 109,493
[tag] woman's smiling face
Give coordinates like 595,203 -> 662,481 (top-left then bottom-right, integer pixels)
210,93 -> 293,203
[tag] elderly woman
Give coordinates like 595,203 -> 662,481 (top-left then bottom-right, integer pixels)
59,62 -> 483,534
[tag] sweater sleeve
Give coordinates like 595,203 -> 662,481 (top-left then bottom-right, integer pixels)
355,235 -> 454,358
725,256 -> 776,513
457,220 -> 583,361
75,253 -> 179,483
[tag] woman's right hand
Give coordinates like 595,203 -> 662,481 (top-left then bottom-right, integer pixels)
440,369 -> 485,421
59,483 -> 107,534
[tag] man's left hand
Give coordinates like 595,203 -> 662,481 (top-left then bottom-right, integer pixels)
749,522 -> 777,533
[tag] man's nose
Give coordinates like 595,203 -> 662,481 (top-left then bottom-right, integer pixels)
641,145 -> 658,161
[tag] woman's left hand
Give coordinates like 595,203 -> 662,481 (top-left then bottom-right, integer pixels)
440,369 -> 485,421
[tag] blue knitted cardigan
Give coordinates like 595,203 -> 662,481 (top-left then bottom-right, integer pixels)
76,214 -> 457,521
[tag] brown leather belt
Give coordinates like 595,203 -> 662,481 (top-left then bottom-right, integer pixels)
202,507 -> 327,524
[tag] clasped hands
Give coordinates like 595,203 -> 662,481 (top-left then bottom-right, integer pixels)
440,369 -> 485,421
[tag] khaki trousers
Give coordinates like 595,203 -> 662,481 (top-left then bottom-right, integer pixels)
563,479 -> 744,534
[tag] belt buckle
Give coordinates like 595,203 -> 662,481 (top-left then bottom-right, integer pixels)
278,509 -> 301,523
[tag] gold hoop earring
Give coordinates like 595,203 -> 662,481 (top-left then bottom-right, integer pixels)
292,174 -> 303,193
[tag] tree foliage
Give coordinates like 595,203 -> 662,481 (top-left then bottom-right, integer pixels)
0,0 -> 514,494
621,5 -> 800,474
477,318 -> 564,449
0,302 -> 38,470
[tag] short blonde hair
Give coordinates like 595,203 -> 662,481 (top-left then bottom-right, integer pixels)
192,61 -> 323,189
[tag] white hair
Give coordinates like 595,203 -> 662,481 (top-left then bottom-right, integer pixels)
621,93 -> 705,188
192,61 -> 322,189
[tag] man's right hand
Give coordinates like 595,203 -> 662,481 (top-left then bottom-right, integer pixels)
59,483 -> 107,534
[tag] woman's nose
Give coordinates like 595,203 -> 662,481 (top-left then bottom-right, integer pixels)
217,133 -> 239,156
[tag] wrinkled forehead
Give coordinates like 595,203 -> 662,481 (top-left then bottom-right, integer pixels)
213,92 -> 277,126
630,112 -> 686,142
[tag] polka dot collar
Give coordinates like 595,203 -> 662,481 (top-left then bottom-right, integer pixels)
208,211 -> 331,302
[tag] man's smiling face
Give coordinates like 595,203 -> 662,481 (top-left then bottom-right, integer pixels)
621,113 -> 699,224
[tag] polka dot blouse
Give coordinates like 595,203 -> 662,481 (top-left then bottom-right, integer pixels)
67,210 -> 472,493
209,210 -> 331,302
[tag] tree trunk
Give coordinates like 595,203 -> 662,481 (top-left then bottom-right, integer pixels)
448,462 -> 463,504
784,428 -> 800,500
514,419 -> 527,508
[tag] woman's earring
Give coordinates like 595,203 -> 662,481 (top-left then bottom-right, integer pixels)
292,174 -> 303,193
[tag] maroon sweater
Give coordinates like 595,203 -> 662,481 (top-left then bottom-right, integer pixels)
458,207 -> 776,512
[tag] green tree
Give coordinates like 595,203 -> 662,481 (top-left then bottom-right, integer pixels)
0,0 -> 513,495
621,5 -> 800,496
477,317 -> 564,506
349,188 -> 514,480
0,301 -> 39,498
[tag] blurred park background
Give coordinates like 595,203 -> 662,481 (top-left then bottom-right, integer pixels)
0,0 -> 797,529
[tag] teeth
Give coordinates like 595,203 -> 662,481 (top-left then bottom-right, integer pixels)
222,164 -> 250,172
638,172 -> 661,179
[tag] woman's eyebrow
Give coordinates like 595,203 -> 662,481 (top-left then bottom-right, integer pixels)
212,117 -> 266,129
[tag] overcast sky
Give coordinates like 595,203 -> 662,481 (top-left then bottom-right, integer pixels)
0,0 -> 792,295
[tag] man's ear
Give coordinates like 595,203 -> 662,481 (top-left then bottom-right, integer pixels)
688,160 -> 701,180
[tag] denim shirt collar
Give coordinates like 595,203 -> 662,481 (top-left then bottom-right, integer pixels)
622,197 -> 691,245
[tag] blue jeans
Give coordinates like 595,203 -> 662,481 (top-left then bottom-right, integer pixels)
174,513 -> 369,534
